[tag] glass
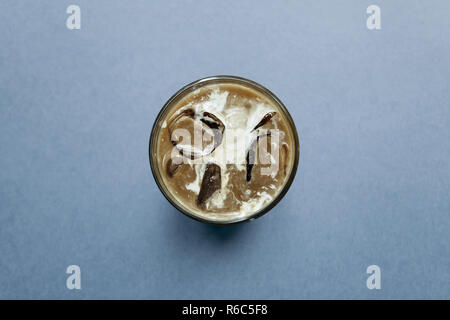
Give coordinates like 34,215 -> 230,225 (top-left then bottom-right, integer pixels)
148,75 -> 300,225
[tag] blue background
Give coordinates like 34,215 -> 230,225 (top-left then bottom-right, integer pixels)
0,0 -> 449,299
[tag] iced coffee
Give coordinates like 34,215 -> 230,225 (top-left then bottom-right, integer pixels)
150,76 -> 299,223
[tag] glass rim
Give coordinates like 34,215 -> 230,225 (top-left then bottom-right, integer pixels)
148,75 -> 300,225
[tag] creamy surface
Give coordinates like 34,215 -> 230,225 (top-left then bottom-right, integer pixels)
156,83 -> 295,221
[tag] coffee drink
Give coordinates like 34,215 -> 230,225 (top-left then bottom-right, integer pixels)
150,76 -> 299,224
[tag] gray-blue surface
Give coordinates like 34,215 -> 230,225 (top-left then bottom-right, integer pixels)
1,0 -> 449,299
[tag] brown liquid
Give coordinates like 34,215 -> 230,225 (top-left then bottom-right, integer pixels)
156,83 -> 295,220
